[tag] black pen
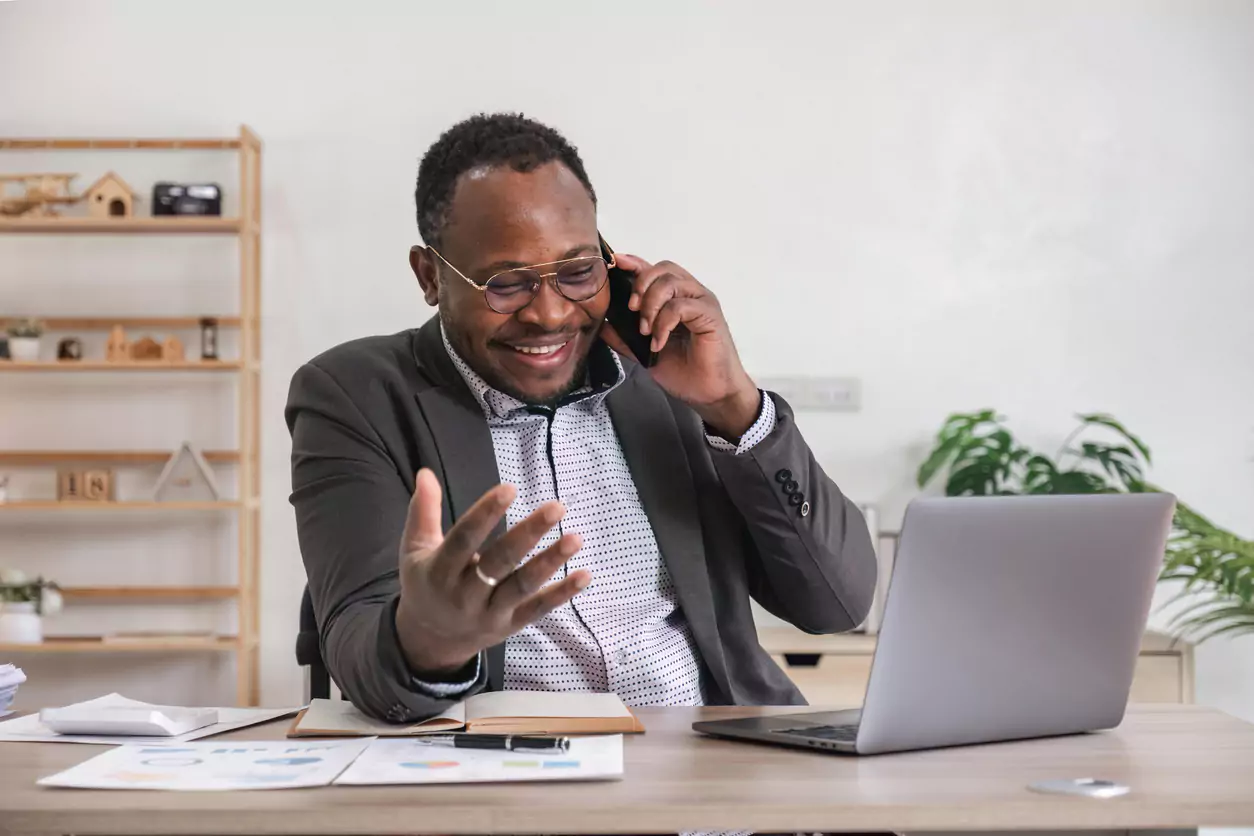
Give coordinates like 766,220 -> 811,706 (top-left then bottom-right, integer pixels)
414,733 -> 571,753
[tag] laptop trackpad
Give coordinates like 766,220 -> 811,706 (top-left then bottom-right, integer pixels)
750,709 -> 862,732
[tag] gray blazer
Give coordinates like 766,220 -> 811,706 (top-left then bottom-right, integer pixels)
286,317 -> 877,722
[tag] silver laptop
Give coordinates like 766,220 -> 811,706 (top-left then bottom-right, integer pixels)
693,493 -> 1176,755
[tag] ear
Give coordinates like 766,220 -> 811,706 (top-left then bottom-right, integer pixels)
410,246 -> 440,307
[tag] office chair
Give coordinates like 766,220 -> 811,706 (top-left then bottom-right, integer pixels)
296,586 -> 333,700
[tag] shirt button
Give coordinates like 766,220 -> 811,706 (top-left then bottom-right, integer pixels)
775,468 -> 792,484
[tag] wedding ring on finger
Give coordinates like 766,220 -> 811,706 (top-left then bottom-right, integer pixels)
471,554 -> 503,588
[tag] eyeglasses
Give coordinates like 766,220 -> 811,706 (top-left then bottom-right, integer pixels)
427,244 -> 615,315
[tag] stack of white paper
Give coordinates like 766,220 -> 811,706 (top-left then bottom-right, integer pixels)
37,735 -> 625,790
0,665 -> 25,717
38,739 -> 373,790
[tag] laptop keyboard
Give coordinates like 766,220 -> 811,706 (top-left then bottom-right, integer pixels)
778,724 -> 859,742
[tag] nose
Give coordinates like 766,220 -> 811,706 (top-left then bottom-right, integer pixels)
515,276 -> 576,331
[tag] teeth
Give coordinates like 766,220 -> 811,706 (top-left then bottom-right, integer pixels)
512,342 -> 567,356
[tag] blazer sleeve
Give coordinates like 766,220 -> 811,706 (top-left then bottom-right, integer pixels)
708,393 -> 878,633
286,361 -> 487,722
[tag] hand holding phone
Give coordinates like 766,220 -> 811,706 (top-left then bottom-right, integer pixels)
600,236 -> 657,367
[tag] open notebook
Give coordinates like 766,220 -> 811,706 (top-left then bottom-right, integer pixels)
289,691 -> 645,737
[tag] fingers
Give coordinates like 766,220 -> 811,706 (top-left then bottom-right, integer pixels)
634,264 -> 704,333
427,482 -> 517,586
488,533 -> 582,611
470,501 -> 565,589
509,569 -> 593,632
651,297 -> 720,352
400,469 -> 444,556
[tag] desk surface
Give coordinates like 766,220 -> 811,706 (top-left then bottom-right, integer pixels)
2,705 -> 1253,834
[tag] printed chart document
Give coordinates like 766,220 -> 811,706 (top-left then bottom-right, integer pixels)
0,693 -> 297,745
38,739 -> 371,790
334,734 -> 623,785
291,691 -> 644,737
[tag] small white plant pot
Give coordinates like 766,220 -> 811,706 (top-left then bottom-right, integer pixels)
0,602 -> 43,644
8,337 -> 41,362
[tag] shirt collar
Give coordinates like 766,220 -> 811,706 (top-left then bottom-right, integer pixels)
439,318 -> 625,419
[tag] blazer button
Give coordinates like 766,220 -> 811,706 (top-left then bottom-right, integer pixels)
775,468 -> 792,484
783,480 -> 799,495
788,493 -> 804,507
800,501 -> 811,517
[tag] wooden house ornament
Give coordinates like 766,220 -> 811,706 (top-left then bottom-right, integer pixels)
82,171 -> 137,218
162,335 -> 185,362
153,443 -> 220,502
130,336 -> 163,361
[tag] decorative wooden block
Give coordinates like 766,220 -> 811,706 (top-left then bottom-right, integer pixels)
129,336 -> 162,361
106,325 -> 129,362
57,468 -> 114,502
162,335 -> 185,362
82,469 -> 113,501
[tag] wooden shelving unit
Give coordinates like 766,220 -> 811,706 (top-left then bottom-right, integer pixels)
0,126 -> 262,705
61,586 -> 240,602
0,500 -> 240,512
0,637 -> 239,654
0,360 -> 243,372
0,450 -> 239,465
0,217 -> 241,234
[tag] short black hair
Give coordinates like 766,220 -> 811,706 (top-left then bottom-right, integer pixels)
415,113 -> 597,248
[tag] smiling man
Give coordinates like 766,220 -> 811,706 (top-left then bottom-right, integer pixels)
286,113 -> 877,722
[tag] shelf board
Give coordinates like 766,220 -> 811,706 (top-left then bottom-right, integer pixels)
61,586 -> 239,601
0,360 -> 241,372
0,636 -> 238,653
0,449 -> 239,465
0,138 -> 240,150
0,217 -> 240,234
0,500 -> 239,512
2,316 -> 241,330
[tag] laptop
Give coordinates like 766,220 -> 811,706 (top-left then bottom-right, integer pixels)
693,493 -> 1176,755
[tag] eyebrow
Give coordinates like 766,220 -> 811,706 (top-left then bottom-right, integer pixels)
476,244 -> 599,276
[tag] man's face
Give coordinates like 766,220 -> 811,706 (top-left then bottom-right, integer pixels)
413,161 -> 608,406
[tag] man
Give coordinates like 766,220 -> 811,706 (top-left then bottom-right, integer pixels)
287,113 -> 877,722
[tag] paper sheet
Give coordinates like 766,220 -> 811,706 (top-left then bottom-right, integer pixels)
0,693 -> 298,745
334,734 -> 623,785
38,739 -> 372,790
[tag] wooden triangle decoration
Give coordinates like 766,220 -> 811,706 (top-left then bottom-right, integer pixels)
153,442 -> 221,502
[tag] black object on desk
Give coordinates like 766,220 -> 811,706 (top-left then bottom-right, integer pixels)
415,734 -> 571,753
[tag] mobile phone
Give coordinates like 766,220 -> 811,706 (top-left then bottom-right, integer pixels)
601,236 -> 657,367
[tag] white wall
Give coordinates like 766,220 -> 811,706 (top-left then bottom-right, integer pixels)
1,0 -> 1251,722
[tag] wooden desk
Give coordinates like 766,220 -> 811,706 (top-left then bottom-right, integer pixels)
1,705 -> 1252,835
758,628 -> 1196,709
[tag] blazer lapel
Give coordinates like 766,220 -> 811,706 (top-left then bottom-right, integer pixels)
607,367 -> 731,700
411,319 -> 508,691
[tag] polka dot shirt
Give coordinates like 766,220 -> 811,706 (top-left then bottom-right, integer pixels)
436,324 -> 775,709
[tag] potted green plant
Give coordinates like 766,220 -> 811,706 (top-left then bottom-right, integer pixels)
5,318 -> 44,362
0,569 -> 63,644
918,410 -> 1254,642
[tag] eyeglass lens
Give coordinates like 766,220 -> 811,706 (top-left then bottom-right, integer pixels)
484,257 -> 608,313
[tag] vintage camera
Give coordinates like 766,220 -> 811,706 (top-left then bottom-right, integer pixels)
152,182 -> 222,216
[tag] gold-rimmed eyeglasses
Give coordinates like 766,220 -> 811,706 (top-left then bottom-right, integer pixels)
426,241 -> 616,315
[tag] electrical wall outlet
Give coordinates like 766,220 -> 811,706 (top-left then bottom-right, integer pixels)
757,376 -> 862,412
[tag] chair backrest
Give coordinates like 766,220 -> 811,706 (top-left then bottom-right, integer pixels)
296,586 -> 332,700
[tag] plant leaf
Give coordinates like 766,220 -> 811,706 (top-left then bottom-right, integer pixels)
1078,413 -> 1153,464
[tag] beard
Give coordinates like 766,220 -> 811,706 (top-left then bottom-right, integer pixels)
441,314 -> 598,410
